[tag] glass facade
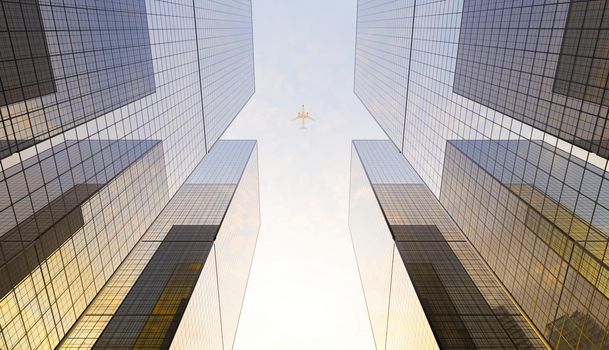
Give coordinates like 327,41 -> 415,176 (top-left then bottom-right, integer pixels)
0,139 -> 167,299
194,0 -> 255,150
355,1 -> 609,348
0,0 -> 55,107
355,0 -> 609,195
442,139 -> 609,349
0,0 -> 255,348
354,0 -> 414,149
350,140 -> 438,350
454,0 -> 609,158
0,139 -> 168,350
1,0 -> 156,157
59,140 -> 259,349
350,140 -> 545,349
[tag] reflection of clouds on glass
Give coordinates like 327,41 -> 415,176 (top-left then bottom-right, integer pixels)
356,0 -> 609,198
173,244 -> 223,350
349,144 -> 400,350
58,141 -> 258,348
386,247 -> 438,350
442,139 -> 609,348
215,145 -> 261,350
352,140 -> 546,348
1,141 -> 169,350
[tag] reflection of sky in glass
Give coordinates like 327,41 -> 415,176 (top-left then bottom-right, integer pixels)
175,142 -> 260,350
353,3 -> 609,345
60,140 -> 258,349
354,0 -> 414,149
349,145 -> 395,349
353,140 -> 422,185
213,147 -> 260,350
349,142 -> 439,350
354,0 -> 609,198
0,0 -> 257,348
352,140 -> 546,349
0,0 -> 156,157
441,140 -> 609,348
187,140 -> 257,185
195,0 -> 256,150
449,139 -> 609,237
1,140 -> 169,350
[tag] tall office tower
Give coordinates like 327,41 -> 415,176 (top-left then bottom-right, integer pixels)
442,139 -> 608,349
350,140 -> 546,349
354,0 -> 609,349
59,140 -> 260,349
0,0 -> 255,349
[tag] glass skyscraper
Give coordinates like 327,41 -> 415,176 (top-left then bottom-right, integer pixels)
59,140 -> 260,349
351,140 -> 546,349
0,0 -> 257,349
354,0 -> 609,349
442,138 -> 608,349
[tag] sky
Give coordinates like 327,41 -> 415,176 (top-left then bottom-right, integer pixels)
223,0 -> 388,348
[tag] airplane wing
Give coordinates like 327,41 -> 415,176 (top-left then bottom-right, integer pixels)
292,116 -> 301,121
305,115 -> 314,121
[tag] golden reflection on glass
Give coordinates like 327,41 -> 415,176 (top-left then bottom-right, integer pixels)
0,143 -> 168,350
353,140 -> 548,349
386,245 -> 438,350
170,245 -> 223,350
57,140 -> 257,349
441,140 -> 609,349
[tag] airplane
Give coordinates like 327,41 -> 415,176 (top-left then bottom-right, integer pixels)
292,104 -> 314,129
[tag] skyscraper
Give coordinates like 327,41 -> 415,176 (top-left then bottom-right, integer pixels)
350,140 -> 546,349
354,0 -> 609,348
441,138 -> 608,349
0,0 -> 257,349
59,140 -> 260,349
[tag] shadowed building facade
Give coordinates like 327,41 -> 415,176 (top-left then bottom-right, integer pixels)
441,139 -> 609,349
354,0 -> 609,348
355,0 -> 609,194
59,140 -> 260,350
0,0 -> 156,157
454,0 -> 609,159
0,0 -> 256,349
350,140 -> 547,349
